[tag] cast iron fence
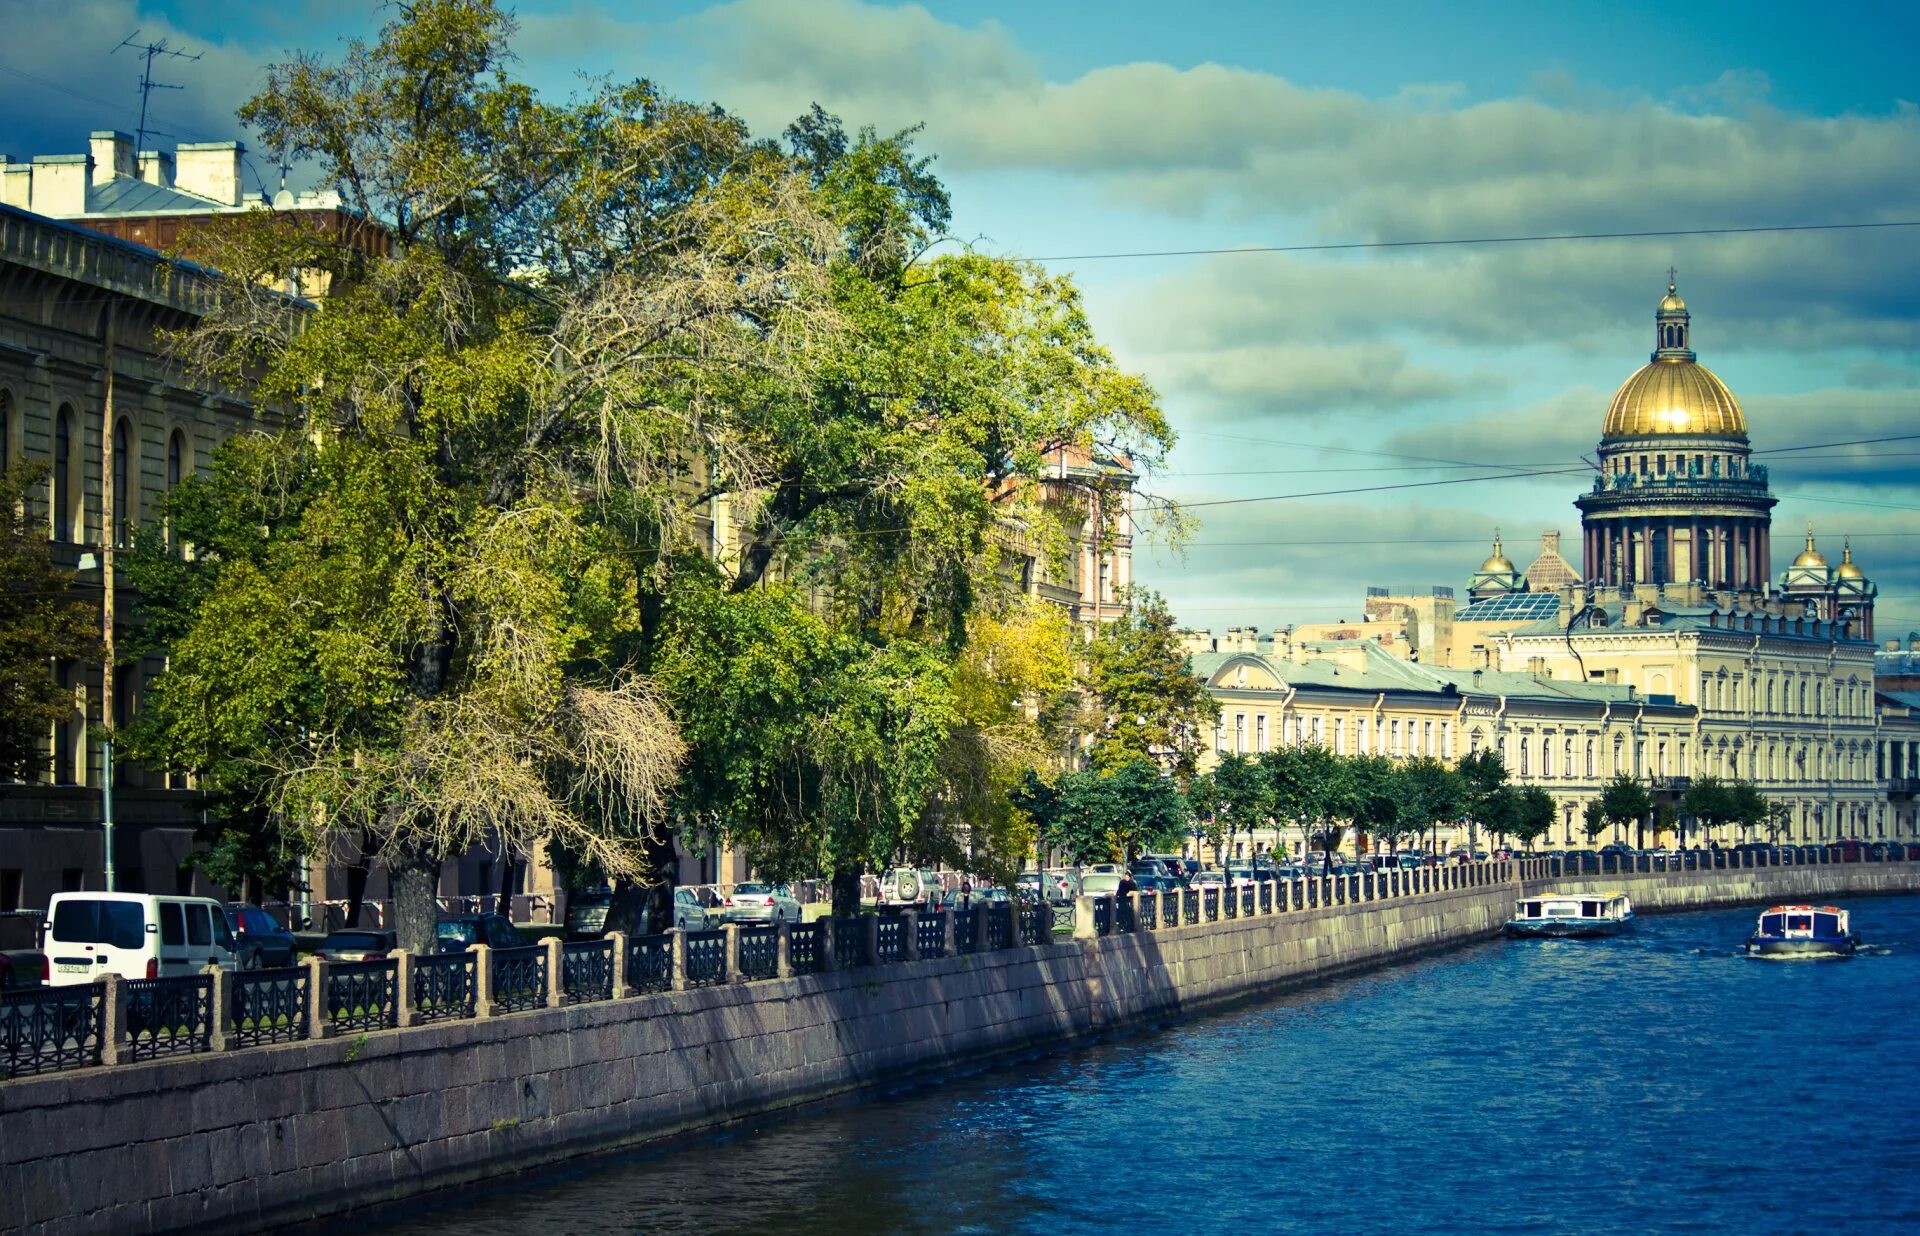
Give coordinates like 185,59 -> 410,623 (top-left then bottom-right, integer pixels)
1,984 -> 103,1078
1259,883 -> 1273,913
1093,896 -> 1113,936
987,904 -> 1013,949
874,916 -> 905,964
685,929 -> 728,987
410,952 -> 476,1023
954,909 -> 979,954
789,922 -> 823,975
231,967 -> 309,1047
1019,905 -> 1049,945
737,925 -> 779,980
326,959 -> 398,1032
1241,887 -> 1256,917
125,975 -> 214,1061
1183,890 -> 1199,925
490,946 -> 549,1014
833,918 -> 867,967
916,913 -> 947,959
626,933 -> 674,994
1203,889 -> 1220,922
561,940 -> 614,1004
1137,894 -> 1158,930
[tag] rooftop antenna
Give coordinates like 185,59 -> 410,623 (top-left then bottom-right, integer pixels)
114,30 -> 201,153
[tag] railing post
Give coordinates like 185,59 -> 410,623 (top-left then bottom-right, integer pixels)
941,908 -> 957,956
305,956 -> 333,1040
775,919 -> 793,979
902,908 -> 921,961
545,937 -> 565,1008
864,913 -> 880,966
724,923 -> 744,983
394,949 -> 418,1028
98,974 -> 129,1065
609,930 -> 631,997
205,963 -> 230,1052
1072,894 -> 1097,940
472,944 -> 496,1016
819,916 -> 838,972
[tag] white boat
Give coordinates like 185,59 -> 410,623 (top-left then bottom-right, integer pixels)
1747,905 -> 1857,959
1504,892 -> 1635,938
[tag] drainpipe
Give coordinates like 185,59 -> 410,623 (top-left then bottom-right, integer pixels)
99,306 -> 117,891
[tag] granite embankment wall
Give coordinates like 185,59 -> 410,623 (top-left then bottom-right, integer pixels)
6,862 -> 1918,1235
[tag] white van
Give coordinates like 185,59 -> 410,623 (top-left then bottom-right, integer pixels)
43,893 -> 236,985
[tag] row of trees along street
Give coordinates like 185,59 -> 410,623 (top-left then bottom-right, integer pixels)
68,0 -> 1192,953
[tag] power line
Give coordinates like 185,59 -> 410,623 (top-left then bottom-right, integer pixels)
1022,220 -> 1920,264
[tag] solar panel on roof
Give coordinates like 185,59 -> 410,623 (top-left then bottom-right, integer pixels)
1455,592 -> 1561,622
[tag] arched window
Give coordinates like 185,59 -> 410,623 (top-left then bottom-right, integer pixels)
112,420 -> 131,547
1519,741 -> 1530,776
53,407 -> 73,541
1586,739 -> 1596,778
166,429 -> 185,489
0,388 -> 11,473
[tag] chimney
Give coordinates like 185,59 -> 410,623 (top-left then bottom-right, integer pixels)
89,131 -> 135,185
137,150 -> 174,188
29,154 -> 91,215
174,141 -> 244,206
1,159 -> 28,209
1541,530 -> 1560,555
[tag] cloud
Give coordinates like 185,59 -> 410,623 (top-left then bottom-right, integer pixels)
1144,341 -> 1481,421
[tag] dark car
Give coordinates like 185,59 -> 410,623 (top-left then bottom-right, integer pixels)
315,929 -> 397,962
226,903 -> 299,969
436,913 -> 523,953
565,888 -> 614,940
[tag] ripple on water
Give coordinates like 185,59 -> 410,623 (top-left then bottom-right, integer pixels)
372,896 -> 1920,1236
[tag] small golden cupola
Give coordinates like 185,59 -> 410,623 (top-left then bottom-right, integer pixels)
1792,527 -> 1829,570
1836,538 -> 1865,580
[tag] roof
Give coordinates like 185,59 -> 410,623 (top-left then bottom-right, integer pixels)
77,176 -> 237,217
1456,592 -> 1560,623
1196,641 -> 1653,709
1503,600 -> 1867,645
1880,691 -> 1920,712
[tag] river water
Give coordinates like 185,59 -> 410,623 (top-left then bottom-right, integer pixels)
379,896 -> 1920,1235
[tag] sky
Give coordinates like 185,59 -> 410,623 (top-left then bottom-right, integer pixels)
6,0 -> 1918,634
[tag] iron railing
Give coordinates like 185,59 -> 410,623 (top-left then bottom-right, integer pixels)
1241,887 -> 1256,917
790,923 -> 823,975
1137,894 -> 1158,931
1050,902 -> 1075,937
561,940 -> 614,1004
833,918 -> 867,967
874,917 -> 905,964
327,959 -> 398,1032
737,925 -> 779,980
1,984 -> 103,1078
1093,896 -> 1113,936
231,967 -> 309,1047
626,933 -> 673,994
987,904 -> 1013,949
490,946 -> 549,1014
1202,889 -> 1220,922
954,910 -> 979,954
1019,905 -> 1049,945
685,929 -> 728,986
125,975 -> 214,1061
1259,882 -> 1273,913
411,952 -> 476,1023
1183,890 -> 1199,925
916,913 -> 947,960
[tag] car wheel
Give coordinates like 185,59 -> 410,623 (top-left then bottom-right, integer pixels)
242,948 -> 263,971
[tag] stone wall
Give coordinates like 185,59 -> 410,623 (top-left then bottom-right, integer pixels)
5,863 -> 1917,1234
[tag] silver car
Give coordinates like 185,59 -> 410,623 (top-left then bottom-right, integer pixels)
673,887 -> 710,931
724,882 -> 803,924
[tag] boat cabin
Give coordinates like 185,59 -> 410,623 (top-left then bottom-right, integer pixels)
1755,906 -> 1849,940
1517,894 -> 1628,921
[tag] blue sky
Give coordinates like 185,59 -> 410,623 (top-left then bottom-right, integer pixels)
8,1 -> 1918,633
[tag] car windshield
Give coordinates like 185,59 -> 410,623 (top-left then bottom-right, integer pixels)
734,884 -> 770,896
436,922 -> 479,944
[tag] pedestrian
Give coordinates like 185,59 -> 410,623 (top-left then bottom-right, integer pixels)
1117,871 -> 1137,898
960,877 -> 973,907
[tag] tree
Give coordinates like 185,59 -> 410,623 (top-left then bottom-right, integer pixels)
1015,759 -> 1186,865
1581,799 -> 1608,845
1083,589 -> 1219,780
1186,770 -> 1219,863
1210,753 -> 1272,866
1266,744 -> 1351,871
1509,786 -> 1556,851
1397,756 -> 1464,856
0,462 -> 101,784
1679,775 -> 1736,850
1346,755 -> 1405,856
1598,774 -> 1653,850
1726,780 -> 1776,842
1455,747 -> 1509,851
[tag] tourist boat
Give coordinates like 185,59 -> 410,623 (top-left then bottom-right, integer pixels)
1746,905 -> 1857,959
1503,892 -> 1635,938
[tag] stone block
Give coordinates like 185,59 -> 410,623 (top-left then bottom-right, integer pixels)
344,1101 -> 400,1158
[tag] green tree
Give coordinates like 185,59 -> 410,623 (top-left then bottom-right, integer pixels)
1509,786 -> 1556,851
1211,753 -> 1272,866
1016,759 -> 1186,865
1083,589 -> 1219,780
1598,774 -> 1653,850
1346,755 -> 1405,856
1455,747 -> 1509,851
1267,744 -> 1351,870
0,462 -> 101,783
1679,775 -> 1736,850
1726,780 -> 1776,842
1396,756 -> 1464,856
1581,798 -> 1608,845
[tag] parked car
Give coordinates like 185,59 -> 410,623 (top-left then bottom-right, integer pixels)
1129,858 -> 1173,881
971,886 -> 1013,904
1079,873 -> 1126,897
436,913 -> 524,953
225,903 -> 299,969
673,887 -> 710,932
0,950 -> 33,991
1136,874 -> 1182,895
725,882 -> 804,924
315,929 -> 396,962
44,893 -> 235,984
879,867 -> 933,909
1017,870 -> 1080,903
1189,868 -> 1228,890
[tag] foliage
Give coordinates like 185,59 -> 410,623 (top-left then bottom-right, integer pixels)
0,462 -> 102,783
1083,589 -> 1218,779
1210,753 -> 1272,860
1394,756 -> 1463,851
1598,774 -> 1652,844
1345,755 -> 1404,852
1015,759 -> 1187,864
1509,786 -> 1556,850
1581,798 -> 1608,843
1455,747 -> 1509,844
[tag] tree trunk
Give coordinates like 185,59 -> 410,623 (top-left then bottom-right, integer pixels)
496,853 -> 515,919
642,829 -> 680,936
390,850 -> 442,956
343,854 -> 372,931
831,864 -> 864,920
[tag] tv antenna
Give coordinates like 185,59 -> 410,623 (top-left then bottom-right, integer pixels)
114,31 -> 201,153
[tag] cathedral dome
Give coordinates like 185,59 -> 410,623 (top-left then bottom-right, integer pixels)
1836,540 -> 1864,580
1792,530 -> 1828,570
1478,532 -> 1515,575
1603,358 -> 1747,438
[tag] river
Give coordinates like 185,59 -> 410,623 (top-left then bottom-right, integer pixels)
377,895 -> 1920,1234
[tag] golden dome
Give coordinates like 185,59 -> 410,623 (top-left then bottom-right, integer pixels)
1478,531 -> 1515,574
1836,539 -> 1864,580
1791,528 -> 1828,570
1660,281 -> 1686,311
1603,358 -> 1747,438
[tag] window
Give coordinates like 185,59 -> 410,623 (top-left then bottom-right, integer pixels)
1357,717 -> 1369,754
160,902 -> 185,946
52,899 -> 145,948
52,662 -> 78,785
1543,740 -> 1555,778
1332,717 -> 1343,754
0,868 -> 21,912
1519,741 -> 1530,776
186,903 -> 212,946
1255,715 -> 1267,753
112,420 -> 131,546
1586,740 -> 1596,778
0,389 -> 10,473
167,430 -> 185,489
53,407 -> 73,541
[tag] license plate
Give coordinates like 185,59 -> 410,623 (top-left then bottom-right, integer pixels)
57,962 -> 89,974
